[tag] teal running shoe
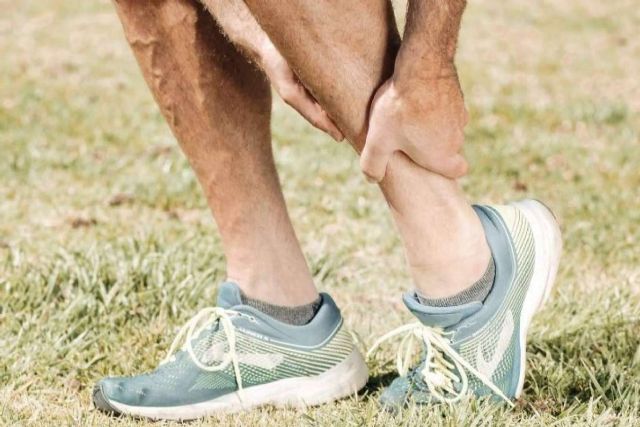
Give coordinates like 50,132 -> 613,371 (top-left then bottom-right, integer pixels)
369,199 -> 562,407
93,282 -> 368,420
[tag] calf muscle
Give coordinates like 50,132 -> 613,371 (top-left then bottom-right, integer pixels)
112,0 -> 318,305
243,0 -> 400,149
242,0 -> 491,297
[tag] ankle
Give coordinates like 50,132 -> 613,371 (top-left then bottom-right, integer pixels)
409,245 -> 491,299
416,257 -> 495,307
239,290 -> 322,325
226,269 -> 318,305
226,254 -> 318,307
397,203 -> 491,293
222,227 -> 319,306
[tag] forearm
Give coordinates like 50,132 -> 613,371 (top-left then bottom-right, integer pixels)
203,0 -> 272,66
394,0 -> 467,86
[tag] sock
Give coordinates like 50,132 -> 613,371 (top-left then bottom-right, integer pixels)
240,292 -> 322,326
417,257 -> 495,307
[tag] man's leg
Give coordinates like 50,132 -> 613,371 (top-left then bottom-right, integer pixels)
243,0 -> 491,299
112,0 -> 317,306
242,1 -> 563,407
93,2 -> 369,419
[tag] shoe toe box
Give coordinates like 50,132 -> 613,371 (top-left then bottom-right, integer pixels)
94,375 -> 158,411
93,378 -> 125,415
379,375 -> 412,411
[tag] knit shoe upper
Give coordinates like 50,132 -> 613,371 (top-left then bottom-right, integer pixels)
94,282 -> 368,420
371,201 -> 562,408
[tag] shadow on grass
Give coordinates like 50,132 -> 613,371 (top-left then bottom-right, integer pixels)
358,313 -> 640,413
359,370 -> 398,400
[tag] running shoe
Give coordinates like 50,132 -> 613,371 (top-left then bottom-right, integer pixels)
93,282 -> 368,420
369,199 -> 562,408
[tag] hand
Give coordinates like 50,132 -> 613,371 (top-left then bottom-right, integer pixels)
207,0 -> 344,142
361,76 -> 469,182
259,43 -> 344,142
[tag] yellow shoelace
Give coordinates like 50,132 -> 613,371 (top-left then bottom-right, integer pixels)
367,322 -> 514,406
161,307 -> 245,392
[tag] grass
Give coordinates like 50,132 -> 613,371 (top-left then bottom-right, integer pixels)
1,0 -> 639,425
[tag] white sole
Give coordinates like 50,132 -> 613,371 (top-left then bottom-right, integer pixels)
511,199 -> 562,398
107,348 -> 369,421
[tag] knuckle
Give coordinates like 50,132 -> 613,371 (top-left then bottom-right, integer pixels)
359,157 -> 373,174
364,139 -> 383,155
360,150 -> 376,167
362,168 -> 381,183
364,145 -> 379,158
451,133 -> 464,151
458,160 -> 469,176
360,146 -> 372,163
452,157 -> 468,177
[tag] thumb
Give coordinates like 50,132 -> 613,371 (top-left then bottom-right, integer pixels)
404,144 -> 469,179
360,138 -> 394,183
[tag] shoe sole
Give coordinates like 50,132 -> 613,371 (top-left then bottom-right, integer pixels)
94,348 -> 369,421
511,199 -> 562,398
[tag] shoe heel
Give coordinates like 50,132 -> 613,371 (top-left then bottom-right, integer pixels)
511,199 -> 562,398
513,199 -> 563,311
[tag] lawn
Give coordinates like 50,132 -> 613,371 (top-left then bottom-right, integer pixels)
1,0 -> 639,425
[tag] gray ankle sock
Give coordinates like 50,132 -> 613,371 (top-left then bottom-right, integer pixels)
417,257 -> 495,307
240,292 -> 322,326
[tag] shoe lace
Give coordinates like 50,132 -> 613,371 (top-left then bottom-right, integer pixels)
160,307 -> 247,392
367,322 -> 514,406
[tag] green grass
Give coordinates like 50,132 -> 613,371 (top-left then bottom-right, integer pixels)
1,0 -> 639,425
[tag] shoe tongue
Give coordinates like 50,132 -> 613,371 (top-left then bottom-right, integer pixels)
216,281 -> 243,308
403,292 -> 482,328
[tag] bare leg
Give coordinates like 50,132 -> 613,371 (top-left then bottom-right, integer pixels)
243,0 -> 491,297
112,0 -> 317,305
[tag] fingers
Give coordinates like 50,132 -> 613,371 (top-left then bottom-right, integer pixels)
438,153 -> 468,178
360,136 -> 394,183
263,52 -> 344,141
316,109 -> 345,142
399,125 -> 467,178
410,148 -> 469,179
403,146 -> 468,180
279,83 -> 344,142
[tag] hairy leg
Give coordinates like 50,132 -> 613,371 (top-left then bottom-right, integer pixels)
112,0 -> 317,305
243,0 -> 490,297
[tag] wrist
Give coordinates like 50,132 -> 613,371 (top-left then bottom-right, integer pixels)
393,51 -> 458,96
